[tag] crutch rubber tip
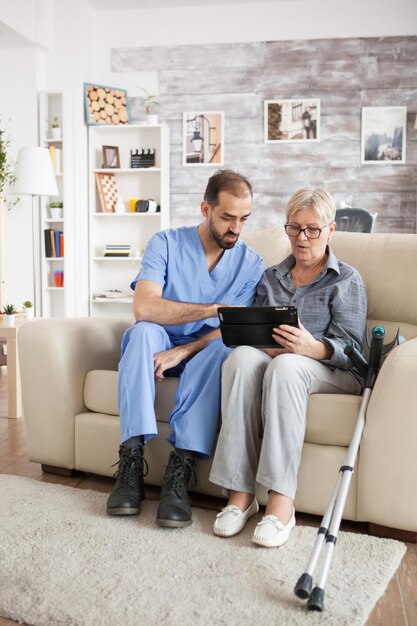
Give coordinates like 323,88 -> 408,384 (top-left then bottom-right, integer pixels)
307,587 -> 325,612
294,573 -> 313,599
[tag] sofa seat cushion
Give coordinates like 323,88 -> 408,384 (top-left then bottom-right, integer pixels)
84,370 -> 178,421
305,394 -> 361,446
84,370 -> 361,447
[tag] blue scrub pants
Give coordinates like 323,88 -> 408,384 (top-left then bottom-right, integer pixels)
117,322 -> 231,458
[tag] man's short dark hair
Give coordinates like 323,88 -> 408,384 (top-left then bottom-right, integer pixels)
204,169 -> 252,208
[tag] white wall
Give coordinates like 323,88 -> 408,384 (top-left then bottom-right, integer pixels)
37,0 -> 96,315
1,48 -> 38,307
96,0 -> 417,51
0,0 -> 53,49
0,0 -> 95,312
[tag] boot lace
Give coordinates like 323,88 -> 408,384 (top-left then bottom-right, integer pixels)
112,447 -> 149,488
162,454 -> 196,498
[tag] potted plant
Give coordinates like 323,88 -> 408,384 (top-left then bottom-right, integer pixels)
2,303 -> 17,327
22,300 -> 34,319
49,201 -> 63,220
51,116 -> 62,140
141,89 -> 159,125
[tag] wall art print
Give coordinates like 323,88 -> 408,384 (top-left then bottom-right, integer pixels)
361,106 -> 407,164
183,112 -> 224,166
84,83 -> 130,126
264,99 -> 320,143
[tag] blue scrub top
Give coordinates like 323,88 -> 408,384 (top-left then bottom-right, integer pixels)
131,226 -> 264,340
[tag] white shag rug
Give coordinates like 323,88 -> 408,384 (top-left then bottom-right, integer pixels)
0,475 -> 406,626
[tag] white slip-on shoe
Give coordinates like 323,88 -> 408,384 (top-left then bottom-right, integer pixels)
252,510 -> 296,547
213,498 -> 259,537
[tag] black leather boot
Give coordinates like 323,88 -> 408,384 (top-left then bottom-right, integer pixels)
156,450 -> 196,528
107,444 -> 148,515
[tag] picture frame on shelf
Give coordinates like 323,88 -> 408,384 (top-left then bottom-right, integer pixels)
361,106 -> 406,164
102,145 -> 120,168
264,99 -> 320,143
183,111 -> 224,166
95,172 -> 119,212
84,82 -> 130,126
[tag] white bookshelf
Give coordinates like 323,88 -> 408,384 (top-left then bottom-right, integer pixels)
38,91 -> 75,317
88,124 -> 170,317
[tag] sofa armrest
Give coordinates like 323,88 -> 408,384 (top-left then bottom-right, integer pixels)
358,336 -> 417,531
18,318 -> 130,469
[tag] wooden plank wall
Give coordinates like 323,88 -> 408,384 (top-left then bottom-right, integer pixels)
112,36 -> 417,233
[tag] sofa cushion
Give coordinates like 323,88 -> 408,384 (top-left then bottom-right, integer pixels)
84,370 -> 178,422
84,370 -> 360,447
305,393 -> 360,446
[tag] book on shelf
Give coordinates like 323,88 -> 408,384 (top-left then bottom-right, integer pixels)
48,146 -> 63,175
55,148 -> 62,174
104,252 -> 130,258
44,229 -> 53,257
49,146 -> 55,171
54,230 -> 60,257
50,229 -> 56,257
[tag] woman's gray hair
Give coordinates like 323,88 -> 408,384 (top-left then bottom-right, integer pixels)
286,188 -> 336,225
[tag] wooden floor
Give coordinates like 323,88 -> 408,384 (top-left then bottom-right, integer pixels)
0,365 -> 416,626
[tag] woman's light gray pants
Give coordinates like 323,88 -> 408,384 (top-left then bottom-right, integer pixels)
209,346 -> 362,500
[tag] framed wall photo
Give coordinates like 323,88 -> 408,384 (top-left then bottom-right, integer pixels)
361,106 -> 407,164
102,145 -> 120,168
264,99 -> 320,143
183,111 -> 224,166
84,82 -> 130,126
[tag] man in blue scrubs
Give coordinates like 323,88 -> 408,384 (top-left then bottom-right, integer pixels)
107,170 -> 264,527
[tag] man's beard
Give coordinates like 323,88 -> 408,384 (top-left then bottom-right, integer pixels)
208,218 -> 239,250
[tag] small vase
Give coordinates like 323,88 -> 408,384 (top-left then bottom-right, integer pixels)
50,207 -> 63,220
115,196 -> 126,214
51,127 -> 62,140
4,314 -> 15,327
23,307 -> 34,319
146,114 -> 158,125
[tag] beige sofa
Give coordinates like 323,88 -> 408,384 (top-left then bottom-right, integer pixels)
18,229 -> 417,539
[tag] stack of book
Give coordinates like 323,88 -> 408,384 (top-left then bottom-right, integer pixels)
44,229 -> 64,257
103,244 -> 131,258
53,270 -> 64,287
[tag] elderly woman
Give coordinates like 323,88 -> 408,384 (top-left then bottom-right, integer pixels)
209,188 -> 367,547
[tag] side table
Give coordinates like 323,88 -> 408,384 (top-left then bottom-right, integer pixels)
0,317 -> 27,418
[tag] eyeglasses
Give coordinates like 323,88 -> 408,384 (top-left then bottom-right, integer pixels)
284,223 -> 331,240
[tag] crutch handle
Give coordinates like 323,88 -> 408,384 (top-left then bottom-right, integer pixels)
365,326 -> 385,388
344,342 -> 368,378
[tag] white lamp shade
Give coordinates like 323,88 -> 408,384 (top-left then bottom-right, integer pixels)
12,147 -> 59,196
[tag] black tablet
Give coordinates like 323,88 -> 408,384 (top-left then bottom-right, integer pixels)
218,306 -> 298,348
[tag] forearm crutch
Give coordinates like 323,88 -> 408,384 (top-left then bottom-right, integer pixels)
294,325 -> 400,612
